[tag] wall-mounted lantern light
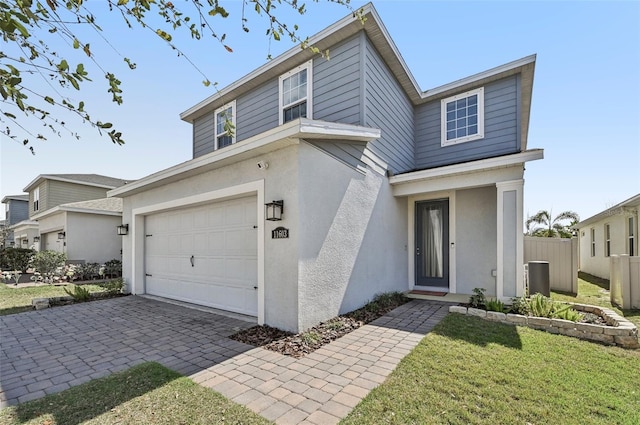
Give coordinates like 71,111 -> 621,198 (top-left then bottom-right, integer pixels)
33,236 -> 40,242
57,231 -> 66,240
117,224 -> 129,236
9,241 -> 15,246
21,239 -> 28,245
265,200 -> 284,221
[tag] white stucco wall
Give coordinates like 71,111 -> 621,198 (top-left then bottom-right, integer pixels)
455,186 -> 497,296
120,145 -> 301,331
579,212 -> 637,280
296,142 -> 407,332
65,212 -> 122,264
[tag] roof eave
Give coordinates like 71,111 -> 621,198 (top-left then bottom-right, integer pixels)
575,193 -> 640,228
109,118 -> 380,198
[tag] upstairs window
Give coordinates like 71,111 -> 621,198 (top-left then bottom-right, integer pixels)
279,61 -> 312,125
629,216 -> 635,256
605,224 -> 611,257
441,87 -> 484,146
33,187 -> 39,212
214,101 -> 236,150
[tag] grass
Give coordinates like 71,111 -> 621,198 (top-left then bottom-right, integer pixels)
0,282 -> 107,316
0,362 -> 269,425
343,314 -> 640,425
551,273 -> 640,328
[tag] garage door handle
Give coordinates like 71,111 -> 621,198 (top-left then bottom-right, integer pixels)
190,255 -> 195,267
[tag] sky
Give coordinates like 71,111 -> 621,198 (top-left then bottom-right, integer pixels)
1,0 -> 639,223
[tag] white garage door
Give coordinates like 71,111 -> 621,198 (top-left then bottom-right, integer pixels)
144,196 -> 258,316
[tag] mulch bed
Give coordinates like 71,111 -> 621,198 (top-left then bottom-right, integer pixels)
230,294 -> 410,358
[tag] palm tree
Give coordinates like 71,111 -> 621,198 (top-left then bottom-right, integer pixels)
526,210 -> 580,238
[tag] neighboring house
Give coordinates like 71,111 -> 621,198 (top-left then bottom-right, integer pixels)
109,4 -> 543,332
22,174 -> 131,262
1,194 -> 29,247
575,194 -> 639,280
35,198 -> 123,264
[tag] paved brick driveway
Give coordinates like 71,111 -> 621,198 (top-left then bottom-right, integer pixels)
0,296 -> 256,407
1,296 -> 451,424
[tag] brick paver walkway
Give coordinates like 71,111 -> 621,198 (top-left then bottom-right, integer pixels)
1,297 -> 451,424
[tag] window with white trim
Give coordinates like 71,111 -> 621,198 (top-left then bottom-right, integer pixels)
214,100 -> 236,150
33,187 -> 39,212
279,61 -> 312,125
441,87 -> 484,146
590,228 -> 596,257
605,224 -> 611,257
629,216 -> 635,256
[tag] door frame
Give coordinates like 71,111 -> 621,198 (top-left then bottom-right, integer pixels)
408,191 -> 456,293
131,180 -> 265,325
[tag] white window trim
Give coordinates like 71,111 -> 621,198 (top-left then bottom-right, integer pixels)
441,87 -> 485,147
628,216 -> 635,256
33,187 -> 40,212
278,60 -> 313,125
605,224 -> 611,257
590,228 -> 596,257
213,100 -> 236,150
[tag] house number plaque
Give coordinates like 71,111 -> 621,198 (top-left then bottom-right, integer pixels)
272,227 -> 289,239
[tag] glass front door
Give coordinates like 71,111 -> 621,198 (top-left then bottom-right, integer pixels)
416,199 -> 449,288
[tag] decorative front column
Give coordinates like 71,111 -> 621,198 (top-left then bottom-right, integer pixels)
496,179 -> 524,300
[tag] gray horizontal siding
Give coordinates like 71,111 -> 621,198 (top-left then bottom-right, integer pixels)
364,39 -> 414,174
46,181 -> 109,210
307,140 -> 368,171
236,79 -> 279,141
8,200 -> 28,225
193,113 -> 214,158
415,76 -> 519,169
313,35 -> 361,125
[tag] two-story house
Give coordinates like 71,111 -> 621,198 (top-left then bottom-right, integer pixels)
1,194 -> 31,248
109,4 -> 543,333
23,174 -> 130,263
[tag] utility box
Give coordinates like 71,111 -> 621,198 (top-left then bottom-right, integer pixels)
528,261 -> 550,297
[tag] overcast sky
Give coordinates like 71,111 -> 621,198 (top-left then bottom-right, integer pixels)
1,0 -> 638,222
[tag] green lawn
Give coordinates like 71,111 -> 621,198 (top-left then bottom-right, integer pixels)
343,314 -> 640,425
551,273 -> 640,328
0,282 -> 107,315
0,362 -> 269,425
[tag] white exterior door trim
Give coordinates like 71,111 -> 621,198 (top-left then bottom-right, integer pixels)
407,190 -> 456,294
131,180 -> 265,325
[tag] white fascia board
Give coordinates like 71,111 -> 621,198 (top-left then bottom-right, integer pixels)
32,205 -> 121,220
9,220 -> 38,231
108,119 -> 380,198
390,149 -> 544,186
420,55 -> 537,102
575,193 -> 640,228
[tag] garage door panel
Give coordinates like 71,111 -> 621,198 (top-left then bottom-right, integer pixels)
145,196 -> 258,317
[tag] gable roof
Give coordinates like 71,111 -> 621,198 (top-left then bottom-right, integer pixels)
575,193 -> 640,228
23,174 -> 133,192
31,197 -> 123,220
179,2 -> 536,149
1,194 -> 29,203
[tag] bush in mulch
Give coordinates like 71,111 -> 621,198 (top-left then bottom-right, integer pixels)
230,292 -> 409,358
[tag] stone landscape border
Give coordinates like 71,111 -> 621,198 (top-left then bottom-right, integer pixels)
449,304 -> 639,349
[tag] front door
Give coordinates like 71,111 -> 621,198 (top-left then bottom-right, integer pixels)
416,199 -> 449,288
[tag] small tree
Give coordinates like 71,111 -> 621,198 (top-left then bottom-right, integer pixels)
30,250 -> 67,284
0,247 -> 35,272
526,210 -> 580,238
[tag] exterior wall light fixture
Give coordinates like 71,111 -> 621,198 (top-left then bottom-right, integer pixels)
33,236 -> 40,242
117,224 -> 129,235
57,231 -> 66,240
265,200 -> 284,221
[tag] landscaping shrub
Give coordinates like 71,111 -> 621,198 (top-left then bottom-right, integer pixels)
103,259 -> 122,278
509,296 -> 531,315
468,287 -> 487,309
63,284 -> 91,302
76,262 -> 101,281
30,250 -> 66,283
0,247 -> 35,272
100,278 -> 125,295
485,298 -> 505,312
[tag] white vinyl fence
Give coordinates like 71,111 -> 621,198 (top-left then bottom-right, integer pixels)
610,255 -> 640,309
524,236 -> 578,294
